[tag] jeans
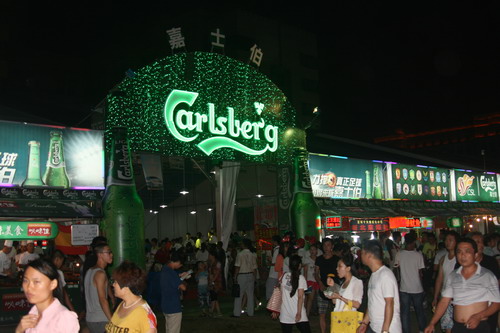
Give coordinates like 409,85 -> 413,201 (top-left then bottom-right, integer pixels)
400,291 -> 426,333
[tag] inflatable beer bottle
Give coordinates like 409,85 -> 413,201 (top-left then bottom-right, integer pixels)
103,127 -> 145,269
289,147 -> 321,241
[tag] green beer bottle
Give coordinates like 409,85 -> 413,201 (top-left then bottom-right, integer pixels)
103,127 -> 145,270
365,170 -> 372,199
22,141 -> 44,186
372,164 -> 383,199
42,131 -> 70,188
289,148 -> 321,241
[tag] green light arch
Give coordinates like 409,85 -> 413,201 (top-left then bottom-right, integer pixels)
105,52 -> 301,164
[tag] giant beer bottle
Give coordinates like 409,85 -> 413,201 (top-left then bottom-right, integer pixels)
103,127 -> 145,270
43,131 -> 70,188
289,147 -> 321,241
22,141 -> 44,186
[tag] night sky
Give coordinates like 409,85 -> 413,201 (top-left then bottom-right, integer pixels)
1,2 -> 499,142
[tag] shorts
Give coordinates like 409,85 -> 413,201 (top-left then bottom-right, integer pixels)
440,302 -> 454,330
198,287 -> 210,308
317,294 -> 333,314
209,289 -> 218,302
307,281 -> 319,291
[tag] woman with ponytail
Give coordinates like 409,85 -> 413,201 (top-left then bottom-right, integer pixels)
274,254 -> 311,333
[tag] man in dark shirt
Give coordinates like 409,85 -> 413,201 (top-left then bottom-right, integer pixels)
161,252 -> 189,333
314,238 -> 340,333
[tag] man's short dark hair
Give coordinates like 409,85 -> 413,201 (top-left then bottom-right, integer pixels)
445,230 -> 460,243
362,240 -> 383,261
456,237 -> 478,254
93,243 -> 109,254
323,238 -> 334,246
170,252 -> 184,264
404,233 -> 416,244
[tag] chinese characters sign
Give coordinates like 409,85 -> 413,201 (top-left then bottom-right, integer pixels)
350,219 -> 389,232
325,216 -> 342,228
2,293 -> 30,312
388,217 -> 421,229
391,164 -> 450,200
309,154 -> 385,199
0,222 -> 58,239
454,171 -> 499,202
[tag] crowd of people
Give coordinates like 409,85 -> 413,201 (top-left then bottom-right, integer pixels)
1,228 -> 500,333
261,229 -> 500,333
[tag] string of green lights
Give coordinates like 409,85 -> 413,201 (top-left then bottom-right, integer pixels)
105,52 -> 303,164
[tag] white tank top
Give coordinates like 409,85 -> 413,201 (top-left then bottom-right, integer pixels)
441,254 -> 456,288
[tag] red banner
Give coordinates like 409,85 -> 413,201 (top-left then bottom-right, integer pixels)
55,224 -> 89,255
254,224 -> 278,250
2,293 -> 30,312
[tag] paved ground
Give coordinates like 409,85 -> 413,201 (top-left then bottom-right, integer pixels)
0,290 -> 434,333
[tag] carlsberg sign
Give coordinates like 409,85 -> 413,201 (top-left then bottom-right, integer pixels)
164,89 -> 279,156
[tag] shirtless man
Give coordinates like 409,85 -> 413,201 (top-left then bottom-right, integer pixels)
424,238 -> 500,333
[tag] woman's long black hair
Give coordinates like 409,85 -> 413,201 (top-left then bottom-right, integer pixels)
26,258 -> 64,304
289,254 -> 302,298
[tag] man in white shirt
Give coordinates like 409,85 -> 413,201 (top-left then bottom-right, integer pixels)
232,239 -> 257,317
358,239 -> 402,333
424,238 -> 500,333
17,240 -> 39,270
395,233 -> 426,333
0,240 -> 14,278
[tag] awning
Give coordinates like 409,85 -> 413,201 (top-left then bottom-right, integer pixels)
315,198 -> 500,218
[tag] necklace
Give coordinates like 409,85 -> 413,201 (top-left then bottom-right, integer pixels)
123,296 -> 142,309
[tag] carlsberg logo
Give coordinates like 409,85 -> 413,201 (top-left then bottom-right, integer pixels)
164,90 -> 279,156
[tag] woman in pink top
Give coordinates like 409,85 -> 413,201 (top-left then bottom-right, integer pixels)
16,258 -> 79,333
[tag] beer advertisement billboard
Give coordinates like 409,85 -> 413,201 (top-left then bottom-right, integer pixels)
0,121 -> 104,217
391,163 -> 450,200
0,121 -> 104,189
308,154 -> 385,200
453,170 -> 499,202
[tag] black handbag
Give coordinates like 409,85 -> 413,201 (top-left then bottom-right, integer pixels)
232,283 -> 240,297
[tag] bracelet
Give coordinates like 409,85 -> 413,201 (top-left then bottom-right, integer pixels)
360,322 -> 368,326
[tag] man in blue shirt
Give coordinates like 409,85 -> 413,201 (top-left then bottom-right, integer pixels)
161,252 -> 189,333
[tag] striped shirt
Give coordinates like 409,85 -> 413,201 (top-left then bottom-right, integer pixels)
442,263 -> 500,306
